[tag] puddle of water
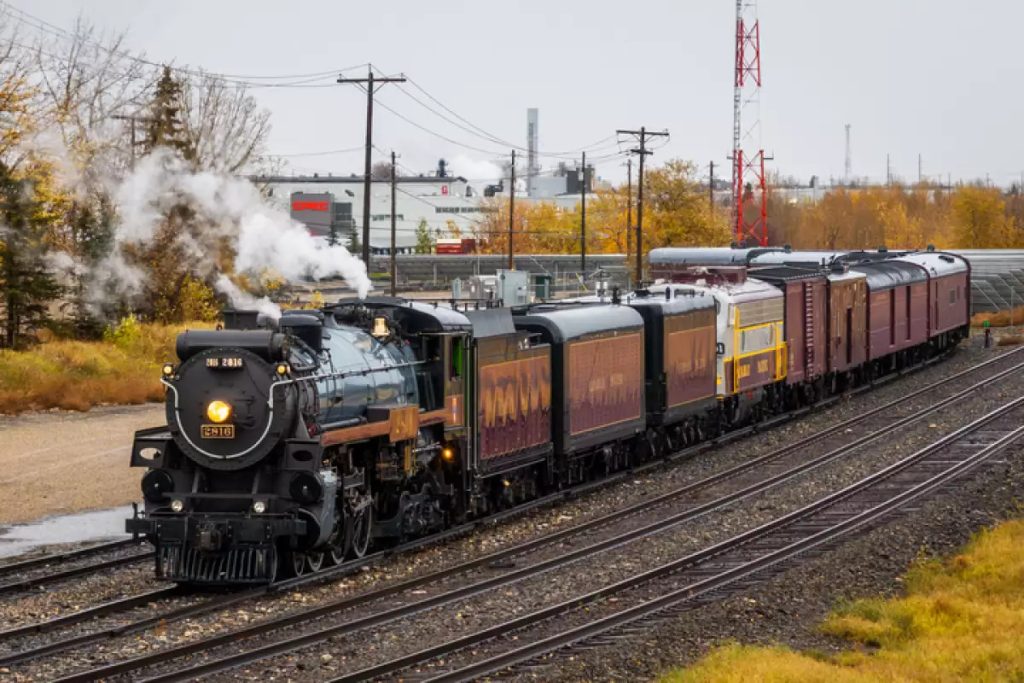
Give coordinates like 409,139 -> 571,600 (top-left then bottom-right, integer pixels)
0,506 -> 134,559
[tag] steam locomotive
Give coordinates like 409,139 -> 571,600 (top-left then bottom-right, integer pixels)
127,247 -> 970,585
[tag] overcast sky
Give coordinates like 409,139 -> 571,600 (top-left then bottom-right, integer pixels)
17,1 -> 1024,188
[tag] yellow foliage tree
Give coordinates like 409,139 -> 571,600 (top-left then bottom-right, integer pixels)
950,185 -> 1020,248
471,159 -> 729,264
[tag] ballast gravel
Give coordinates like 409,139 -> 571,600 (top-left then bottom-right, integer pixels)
1,340 -> 1018,682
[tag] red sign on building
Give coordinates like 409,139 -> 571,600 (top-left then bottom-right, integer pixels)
292,200 -> 329,212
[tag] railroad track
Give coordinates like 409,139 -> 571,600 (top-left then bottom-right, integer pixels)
0,539 -> 137,578
402,397 -> 1024,683
0,546 -> 153,597
0,343 -> 986,607
30,348 -> 1024,683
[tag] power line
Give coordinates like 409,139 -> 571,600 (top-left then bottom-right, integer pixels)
264,146 -> 364,158
397,76 -> 621,159
0,2 -> 368,88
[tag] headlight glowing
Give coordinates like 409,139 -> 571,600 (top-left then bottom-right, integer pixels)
441,446 -> 455,462
170,499 -> 185,513
162,363 -> 174,377
275,363 -> 289,376
206,400 -> 233,423
252,500 -> 267,514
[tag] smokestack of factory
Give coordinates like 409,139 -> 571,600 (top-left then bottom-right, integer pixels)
527,108 -> 539,198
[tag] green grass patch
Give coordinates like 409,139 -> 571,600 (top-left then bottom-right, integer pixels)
660,519 -> 1024,682
0,319 -> 210,413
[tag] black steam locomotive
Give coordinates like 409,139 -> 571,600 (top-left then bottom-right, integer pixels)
127,249 -> 970,585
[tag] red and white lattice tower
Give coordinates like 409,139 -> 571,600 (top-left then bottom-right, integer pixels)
731,0 -> 769,246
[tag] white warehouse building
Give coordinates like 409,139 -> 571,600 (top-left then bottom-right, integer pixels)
251,173 -> 492,251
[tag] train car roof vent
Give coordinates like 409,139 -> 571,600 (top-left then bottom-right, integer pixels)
927,244 -> 936,252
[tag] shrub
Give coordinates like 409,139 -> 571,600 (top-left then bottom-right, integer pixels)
971,305 -> 1024,328
0,320 -> 211,414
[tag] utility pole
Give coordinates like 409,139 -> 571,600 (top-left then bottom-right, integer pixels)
709,160 -> 716,213
508,149 -> 516,270
918,153 -> 923,185
617,127 -> 669,283
390,150 -> 398,297
112,113 -> 156,169
338,66 -> 407,267
625,158 -> 633,261
580,151 -> 587,275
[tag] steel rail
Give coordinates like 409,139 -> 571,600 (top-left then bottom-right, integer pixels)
350,399 -> 1024,683
0,539 -> 139,578
0,551 -> 153,597
56,351 -> 1024,683
4,345 -> 1007,675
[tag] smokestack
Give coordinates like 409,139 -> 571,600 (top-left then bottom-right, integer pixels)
527,108 -> 538,198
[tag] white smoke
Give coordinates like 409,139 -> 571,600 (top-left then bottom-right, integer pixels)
93,148 -> 371,317
214,274 -> 282,319
449,154 -> 503,186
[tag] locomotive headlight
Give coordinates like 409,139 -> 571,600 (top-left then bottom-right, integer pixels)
441,446 -> 455,462
170,499 -> 185,513
252,500 -> 267,514
162,363 -> 174,377
275,363 -> 289,376
206,400 -> 233,423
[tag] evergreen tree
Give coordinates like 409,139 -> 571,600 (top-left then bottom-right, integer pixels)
346,228 -> 360,255
144,66 -> 195,162
0,162 -> 63,348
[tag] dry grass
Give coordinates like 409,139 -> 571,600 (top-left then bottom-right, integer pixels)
0,320 -> 209,414
971,305 -> 1024,328
661,519 -> 1024,683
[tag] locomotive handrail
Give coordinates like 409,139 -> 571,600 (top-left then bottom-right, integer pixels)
265,358 -> 426,392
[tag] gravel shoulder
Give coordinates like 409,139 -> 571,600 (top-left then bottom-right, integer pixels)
0,404 -> 162,525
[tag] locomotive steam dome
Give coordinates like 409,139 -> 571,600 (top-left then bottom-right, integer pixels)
166,330 -> 297,471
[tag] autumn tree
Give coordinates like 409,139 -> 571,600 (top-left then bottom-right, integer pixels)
182,70 -> 271,173
950,185 -> 1018,249
643,160 -> 731,250
415,218 -> 435,254
0,34 -> 71,347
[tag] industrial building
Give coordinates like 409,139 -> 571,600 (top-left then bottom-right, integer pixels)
251,170 -> 491,251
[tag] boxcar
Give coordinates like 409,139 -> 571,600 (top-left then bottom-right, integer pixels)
893,251 -> 970,348
746,266 -> 828,390
851,261 -> 929,363
824,268 -> 869,375
465,308 -> 552,476
513,305 -> 646,460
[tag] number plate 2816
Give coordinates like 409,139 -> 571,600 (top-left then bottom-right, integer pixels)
201,424 -> 235,439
